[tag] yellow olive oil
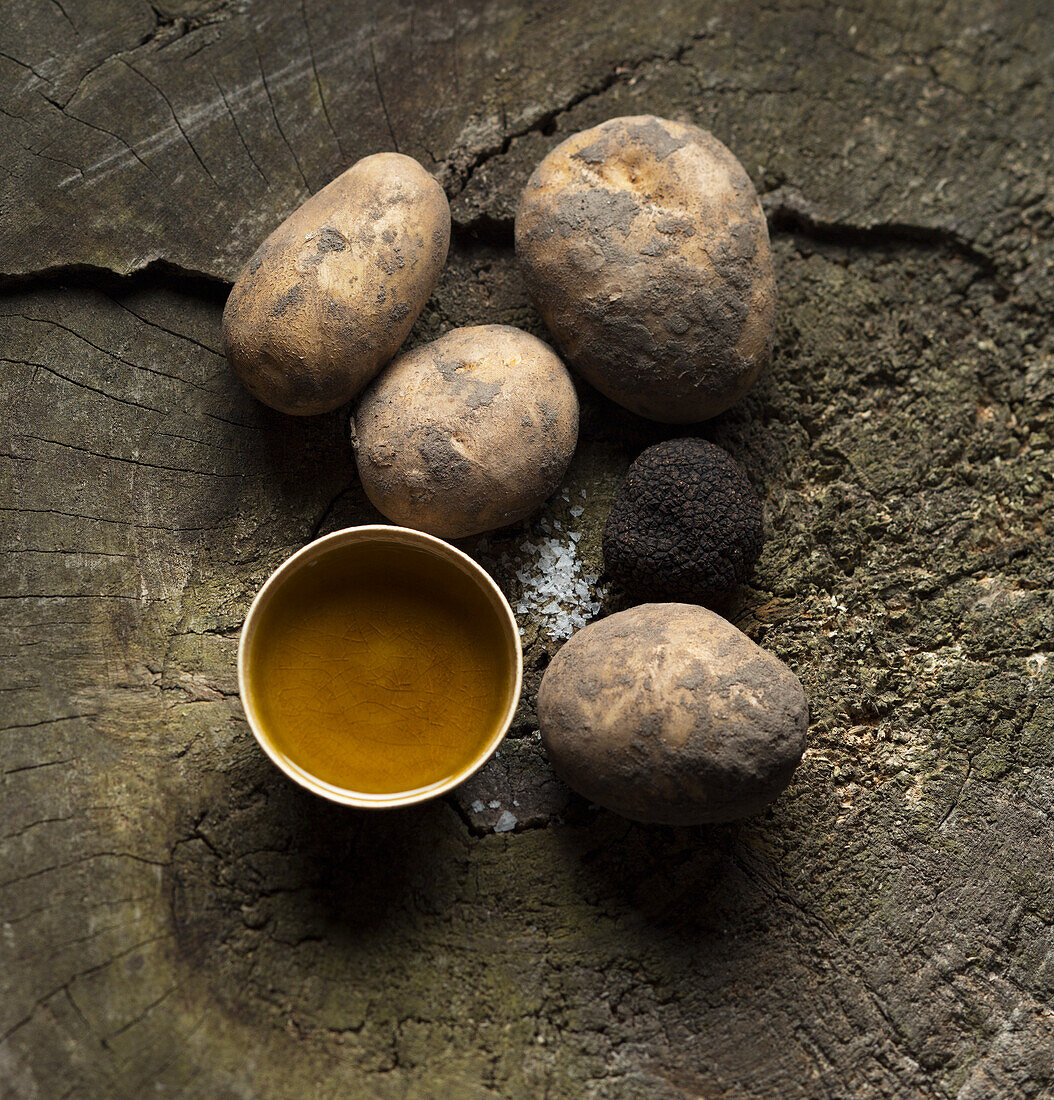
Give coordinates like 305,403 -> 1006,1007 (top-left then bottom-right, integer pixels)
247,541 -> 515,796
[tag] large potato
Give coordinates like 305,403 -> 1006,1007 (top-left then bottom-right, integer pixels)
538,603 -> 807,824
515,116 -> 776,423
352,325 -> 579,538
223,153 -> 449,415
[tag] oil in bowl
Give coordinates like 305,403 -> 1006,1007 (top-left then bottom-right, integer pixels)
239,527 -> 522,806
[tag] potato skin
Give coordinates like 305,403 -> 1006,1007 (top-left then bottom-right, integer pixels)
538,604 -> 807,824
515,116 -> 775,423
222,153 -> 449,415
352,325 -> 579,539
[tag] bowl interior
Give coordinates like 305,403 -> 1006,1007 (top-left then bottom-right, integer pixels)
238,526 -> 523,807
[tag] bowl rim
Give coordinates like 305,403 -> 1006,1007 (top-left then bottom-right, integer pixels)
237,524 -> 524,808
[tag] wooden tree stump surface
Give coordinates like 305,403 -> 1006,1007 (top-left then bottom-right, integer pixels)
2,1 -> 1053,1096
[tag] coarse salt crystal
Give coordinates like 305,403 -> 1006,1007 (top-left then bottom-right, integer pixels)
508,529 -> 607,640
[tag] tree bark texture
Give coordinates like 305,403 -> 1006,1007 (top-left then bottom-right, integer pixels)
2,1 -> 1053,1096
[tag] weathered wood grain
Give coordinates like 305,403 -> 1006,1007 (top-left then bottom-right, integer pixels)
2,0 -> 1053,1096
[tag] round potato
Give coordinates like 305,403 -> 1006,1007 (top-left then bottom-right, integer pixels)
515,115 -> 776,423
352,325 -> 579,538
223,153 -> 449,415
538,603 -> 808,824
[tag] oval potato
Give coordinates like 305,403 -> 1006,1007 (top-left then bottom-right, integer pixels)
538,603 -> 808,824
352,325 -> 579,538
515,116 -> 776,423
223,153 -> 450,415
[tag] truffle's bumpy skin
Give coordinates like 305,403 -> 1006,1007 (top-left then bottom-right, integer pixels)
352,325 -> 579,538
515,116 -> 776,423
538,604 -> 808,825
222,153 -> 450,415
603,438 -> 764,603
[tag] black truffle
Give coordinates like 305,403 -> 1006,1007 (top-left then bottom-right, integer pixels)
602,438 -> 763,603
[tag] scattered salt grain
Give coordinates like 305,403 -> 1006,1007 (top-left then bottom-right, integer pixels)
510,526 -> 607,641
488,800 -> 501,809
471,800 -> 485,813
494,811 -> 518,833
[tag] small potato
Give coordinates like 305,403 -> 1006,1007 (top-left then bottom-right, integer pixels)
515,116 -> 776,423
352,325 -> 579,538
538,603 -> 808,824
223,153 -> 449,415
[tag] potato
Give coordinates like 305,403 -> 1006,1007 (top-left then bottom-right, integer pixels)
222,153 -> 449,415
352,325 -> 579,538
515,115 -> 776,423
538,603 -> 808,824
